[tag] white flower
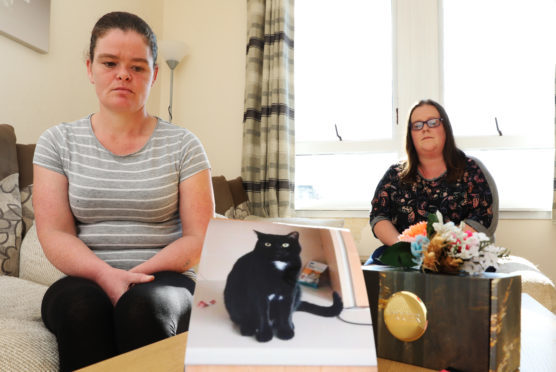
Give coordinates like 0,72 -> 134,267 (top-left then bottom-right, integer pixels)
457,242 -> 479,260
481,245 -> 505,269
435,210 -> 444,224
461,260 -> 483,275
475,232 -> 490,243
433,221 -> 458,238
460,244 -> 501,274
413,211 -> 508,274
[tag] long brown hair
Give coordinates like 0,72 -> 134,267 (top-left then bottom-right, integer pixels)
400,99 -> 466,184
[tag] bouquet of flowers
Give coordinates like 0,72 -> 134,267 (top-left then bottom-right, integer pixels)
379,211 -> 509,274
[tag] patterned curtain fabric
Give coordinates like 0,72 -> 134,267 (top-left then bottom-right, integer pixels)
241,0 -> 295,217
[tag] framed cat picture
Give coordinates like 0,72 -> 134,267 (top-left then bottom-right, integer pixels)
185,218 -> 376,369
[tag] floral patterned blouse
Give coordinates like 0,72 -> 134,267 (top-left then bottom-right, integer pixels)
369,157 -> 494,236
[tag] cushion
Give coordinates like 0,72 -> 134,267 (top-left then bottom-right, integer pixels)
0,275 -> 46,321
228,176 -> 251,219
234,202 -> 251,219
20,184 -> 34,237
0,318 -> 58,371
211,176 -> 235,218
19,224 -> 65,287
0,124 -> 22,277
16,143 -> 36,189
228,177 -> 248,204
498,255 -> 556,314
0,125 -> 18,175
0,275 -> 55,369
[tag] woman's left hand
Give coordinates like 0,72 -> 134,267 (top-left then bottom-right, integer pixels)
96,266 -> 155,305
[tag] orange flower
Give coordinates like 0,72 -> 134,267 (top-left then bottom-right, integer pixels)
422,251 -> 438,272
398,221 -> 428,242
421,235 -> 445,272
421,235 -> 463,273
439,255 -> 462,273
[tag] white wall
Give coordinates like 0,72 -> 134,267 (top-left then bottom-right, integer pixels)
0,0 -> 245,179
0,0 -> 163,144
158,0 -> 246,179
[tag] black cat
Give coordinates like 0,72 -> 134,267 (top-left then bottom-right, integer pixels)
223,230 -> 343,342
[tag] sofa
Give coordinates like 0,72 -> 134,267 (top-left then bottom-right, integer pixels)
1,123 -> 555,371
0,123 -> 258,371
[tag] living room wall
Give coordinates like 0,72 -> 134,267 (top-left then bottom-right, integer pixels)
0,0 -> 163,146
158,0 -> 246,180
0,0 -> 245,179
1,1 -> 554,284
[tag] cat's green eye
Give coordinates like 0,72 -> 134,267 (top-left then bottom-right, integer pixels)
264,242 -> 271,247
282,243 -> 290,248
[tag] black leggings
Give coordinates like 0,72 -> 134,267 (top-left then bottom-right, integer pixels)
41,271 -> 195,372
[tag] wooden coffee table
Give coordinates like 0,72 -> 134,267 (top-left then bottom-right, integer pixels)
77,332 -> 187,372
80,294 -> 555,372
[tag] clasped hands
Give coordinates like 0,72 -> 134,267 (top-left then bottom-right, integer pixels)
95,267 -> 155,305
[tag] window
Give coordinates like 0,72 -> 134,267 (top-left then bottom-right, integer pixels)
296,0 -> 392,142
295,0 -> 394,211
443,0 -> 554,138
442,0 -> 555,212
295,0 -> 555,215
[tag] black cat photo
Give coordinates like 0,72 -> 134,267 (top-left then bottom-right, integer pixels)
223,230 -> 343,342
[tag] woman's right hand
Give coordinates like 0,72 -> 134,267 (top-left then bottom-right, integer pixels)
95,267 -> 155,305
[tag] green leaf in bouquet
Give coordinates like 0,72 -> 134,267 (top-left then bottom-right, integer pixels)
379,241 -> 413,267
427,212 -> 439,239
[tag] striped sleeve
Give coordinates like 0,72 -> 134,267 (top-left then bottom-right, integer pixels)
179,130 -> 210,182
33,125 -> 66,176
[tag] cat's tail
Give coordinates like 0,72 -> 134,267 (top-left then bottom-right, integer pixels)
297,291 -> 343,317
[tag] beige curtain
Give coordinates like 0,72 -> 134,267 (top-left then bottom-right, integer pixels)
241,0 -> 295,217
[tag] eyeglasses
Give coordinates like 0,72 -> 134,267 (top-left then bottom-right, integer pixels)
410,118 -> 443,131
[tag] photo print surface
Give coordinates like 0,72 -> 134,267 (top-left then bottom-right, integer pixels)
185,218 -> 375,367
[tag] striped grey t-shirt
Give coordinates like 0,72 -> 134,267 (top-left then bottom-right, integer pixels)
33,115 -> 210,276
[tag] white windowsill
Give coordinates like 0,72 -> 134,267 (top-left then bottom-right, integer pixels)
294,209 -> 552,220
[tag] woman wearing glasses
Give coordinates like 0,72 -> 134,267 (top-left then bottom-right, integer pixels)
365,99 -> 498,264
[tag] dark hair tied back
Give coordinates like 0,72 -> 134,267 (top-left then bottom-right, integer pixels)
89,11 -> 158,66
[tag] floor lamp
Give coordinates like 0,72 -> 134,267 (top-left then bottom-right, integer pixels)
159,40 -> 189,122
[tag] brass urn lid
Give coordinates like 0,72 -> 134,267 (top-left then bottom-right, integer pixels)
383,291 -> 428,342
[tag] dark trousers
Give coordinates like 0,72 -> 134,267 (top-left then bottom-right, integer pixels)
364,245 -> 388,265
41,271 -> 195,372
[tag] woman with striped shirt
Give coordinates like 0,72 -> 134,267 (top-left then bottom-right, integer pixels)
33,12 -> 214,371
